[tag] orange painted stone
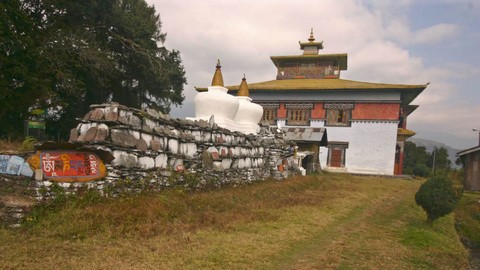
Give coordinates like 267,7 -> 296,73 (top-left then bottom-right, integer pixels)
28,151 -> 107,182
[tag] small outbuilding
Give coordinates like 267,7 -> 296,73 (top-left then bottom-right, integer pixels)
457,146 -> 480,191
283,127 -> 328,174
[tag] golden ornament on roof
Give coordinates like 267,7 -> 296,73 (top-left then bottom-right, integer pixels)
211,59 -> 224,87
237,74 -> 250,97
308,28 -> 315,42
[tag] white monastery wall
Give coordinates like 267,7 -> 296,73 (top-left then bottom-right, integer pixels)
310,120 -> 398,175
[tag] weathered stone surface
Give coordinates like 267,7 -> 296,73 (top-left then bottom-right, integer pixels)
213,161 -> 224,171
69,127 -> 78,141
128,114 -> 142,128
83,111 -> 92,120
155,154 -> 168,169
150,140 -> 161,151
180,143 -> 197,158
138,156 -> 155,169
197,119 -> 209,128
91,108 -> 105,120
145,108 -> 161,119
168,139 -> 179,154
111,130 -> 137,147
219,147 -> 228,157
94,125 -> 109,141
84,127 -> 98,142
105,111 -> 118,121
135,139 -> 148,151
202,150 -> 214,169
221,158 -> 232,169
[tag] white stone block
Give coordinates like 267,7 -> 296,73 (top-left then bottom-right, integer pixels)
182,143 -> 197,158
222,158 -> 232,169
245,158 -> 252,168
155,154 -> 168,169
138,156 -> 155,169
141,133 -> 153,147
168,139 -> 179,154
238,158 -> 245,169
131,130 -> 140,140
144,118 -> 157,130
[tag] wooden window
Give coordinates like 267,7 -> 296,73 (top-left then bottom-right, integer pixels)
327,143 -> 348,168
287,108 -> 310,126
262,108 -> 276,125
324,103 -> 353,127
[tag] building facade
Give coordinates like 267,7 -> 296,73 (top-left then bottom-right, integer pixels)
197,30 -> 427,175
457,146 -> 480,191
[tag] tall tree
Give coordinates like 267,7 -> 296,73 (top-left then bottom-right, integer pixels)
0,0 -> 51,138
0,0 -> 186,140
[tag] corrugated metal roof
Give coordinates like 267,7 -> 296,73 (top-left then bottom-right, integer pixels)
283,127 -> 328,146
457,146 -> 480,157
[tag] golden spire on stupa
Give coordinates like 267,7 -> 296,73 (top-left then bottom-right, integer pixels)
237,74 -> 250,97
211,59 -> 224,87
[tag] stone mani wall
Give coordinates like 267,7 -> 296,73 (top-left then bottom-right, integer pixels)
39,103 -> 294,199
0,103 -> 297,227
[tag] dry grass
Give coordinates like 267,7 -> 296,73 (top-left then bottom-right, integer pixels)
0,173 -> 470,269
0,139 -> 22,152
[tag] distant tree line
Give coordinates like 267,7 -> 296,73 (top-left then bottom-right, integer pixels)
403,141 -> 460,177
1,0 -> 186,141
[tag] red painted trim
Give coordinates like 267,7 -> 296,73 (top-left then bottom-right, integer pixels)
352,103 -> 400,120
277,102 -> 287,118
311,102 -> 325,119
398,151 -> 404,175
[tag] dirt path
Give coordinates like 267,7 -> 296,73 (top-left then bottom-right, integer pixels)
272,182 -> 417,270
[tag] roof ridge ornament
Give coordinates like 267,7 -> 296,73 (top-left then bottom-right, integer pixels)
308,28 -> 315,42
211,59 -> 224,87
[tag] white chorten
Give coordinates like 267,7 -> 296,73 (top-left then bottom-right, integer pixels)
193,60 -> 240,130
233,75 -> 264,134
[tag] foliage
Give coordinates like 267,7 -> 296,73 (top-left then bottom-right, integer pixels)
403,141 -> 454,177
415,175 -> 462,223
0,0 -> 186,140
413,164 -> 429,177
21,136 -> 37,151
454,192 -> 480,249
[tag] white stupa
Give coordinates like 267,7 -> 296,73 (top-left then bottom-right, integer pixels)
233,75 -> 264,134
193,60 -> 240,131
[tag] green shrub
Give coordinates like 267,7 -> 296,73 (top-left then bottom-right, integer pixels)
415,175 -> 461,223
413,164 -> 430,177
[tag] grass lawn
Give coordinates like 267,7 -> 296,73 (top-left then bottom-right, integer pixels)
0,173 -> 469,269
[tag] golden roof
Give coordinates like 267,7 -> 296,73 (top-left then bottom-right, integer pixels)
222,78 -> 427,91
211,59 -> 224,87
195,78 -> 427,104
397,128 -> 416,137
237,75 -> 249,97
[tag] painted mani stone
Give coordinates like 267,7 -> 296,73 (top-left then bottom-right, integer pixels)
28,151 -> 107,182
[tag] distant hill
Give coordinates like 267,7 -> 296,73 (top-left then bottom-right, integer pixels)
408,138 -> 461,168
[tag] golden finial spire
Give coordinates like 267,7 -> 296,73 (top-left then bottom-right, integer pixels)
237,74 -> 250,97
211,59 -> 224,87
308,28 -> 315,42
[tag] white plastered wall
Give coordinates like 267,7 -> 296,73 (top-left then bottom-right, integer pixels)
313,120 -> 398,175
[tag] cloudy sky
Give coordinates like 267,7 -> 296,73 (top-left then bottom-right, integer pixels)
147,0 -> 480,150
